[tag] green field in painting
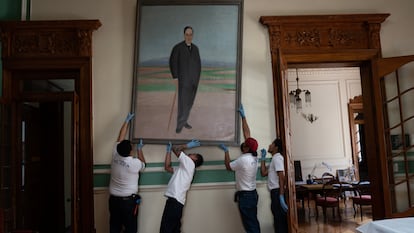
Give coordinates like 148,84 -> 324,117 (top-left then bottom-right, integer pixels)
137,66 -> 236,93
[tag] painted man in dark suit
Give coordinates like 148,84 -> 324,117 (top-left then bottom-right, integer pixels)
169,26 -> 201,134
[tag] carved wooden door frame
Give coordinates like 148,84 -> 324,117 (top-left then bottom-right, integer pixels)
0,20 -> 101,233
260,14 -> 390,229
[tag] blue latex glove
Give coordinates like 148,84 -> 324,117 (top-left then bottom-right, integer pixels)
125,112 -> 135,123
186,139 -> 200,149
166,142 -> 172,153
260,148 -> 267,160
219,144 -> 228,152
137,139 -> 144,150
280,195 -> 288,213
238,104 -> 246,118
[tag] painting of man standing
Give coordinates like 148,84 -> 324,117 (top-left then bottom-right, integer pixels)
169,25 -> 201,134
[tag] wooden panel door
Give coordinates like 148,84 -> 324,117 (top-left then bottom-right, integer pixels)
20,100 -> 65,231
348,95 -> 366,181
1,91 -> 79,232
372,55 -> 414,217
71,93 -> 79,233
0,99 -> 12,232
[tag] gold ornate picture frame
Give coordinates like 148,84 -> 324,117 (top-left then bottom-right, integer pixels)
131,0 -> 243,145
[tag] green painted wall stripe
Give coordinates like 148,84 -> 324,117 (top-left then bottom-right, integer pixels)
94,169 -> 267,187
94,153 -> 414,188
94,173 -> 110,188
94,160 -> 269,187
94,159 -> 241,170
94,164 -> 111,169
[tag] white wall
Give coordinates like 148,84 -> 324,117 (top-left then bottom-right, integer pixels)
31,0 -> 414,232
288,68 -> 362,179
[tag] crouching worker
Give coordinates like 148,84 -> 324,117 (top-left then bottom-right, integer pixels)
160,140 -> 204,233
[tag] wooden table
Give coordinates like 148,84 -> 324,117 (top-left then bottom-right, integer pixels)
297,183 -> 355,213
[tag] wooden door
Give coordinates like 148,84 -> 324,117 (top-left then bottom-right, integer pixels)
0,99 -> 12,232
71,93 -> 79,233
20,101 -> 65,231
12,92 -> 79,232
272,48 -> 298,232
348,95 -> 367,181
371,55 -> 414,217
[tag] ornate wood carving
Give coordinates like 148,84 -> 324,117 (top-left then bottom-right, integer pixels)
328,28 -> 363,47
0,20 -> 101,58
285,28 -> 321,48
350,95 -> 363,104
260,14 -> 389,53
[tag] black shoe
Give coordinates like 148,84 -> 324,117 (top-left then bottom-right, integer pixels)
176,127 -> 182,133
184,123 -> 192,129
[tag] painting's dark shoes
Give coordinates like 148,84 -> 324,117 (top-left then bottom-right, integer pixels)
184,123 -> 192,129
176,127 -> 182,133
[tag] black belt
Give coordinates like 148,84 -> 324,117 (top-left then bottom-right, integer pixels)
271,188 -> 280,193
237,190 -> 257,194
234,189 -> 256,202
110,194 -> 140,201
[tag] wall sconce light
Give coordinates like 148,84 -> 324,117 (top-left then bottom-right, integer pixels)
289,68 -> 311,112
302,113 -> 319,123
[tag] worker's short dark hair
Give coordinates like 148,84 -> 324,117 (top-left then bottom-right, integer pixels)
194,153 -> 204,167
117,140 -> 132,157
273,138 -> 283,153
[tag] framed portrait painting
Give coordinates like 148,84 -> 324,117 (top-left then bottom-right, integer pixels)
131,0 -> 243,144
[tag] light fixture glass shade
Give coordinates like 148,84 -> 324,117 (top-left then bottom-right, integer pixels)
289,91 -> 295,104
305,90 -> 311,104
289,68 -> 311,112
295,96 -> 302,112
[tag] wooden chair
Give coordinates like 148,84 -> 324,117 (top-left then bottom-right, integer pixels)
352,181 -> 372,220
321,172 -> 335,182
315,179 -> 343,222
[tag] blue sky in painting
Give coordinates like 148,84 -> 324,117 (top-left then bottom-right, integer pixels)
138,5 -> 239,67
